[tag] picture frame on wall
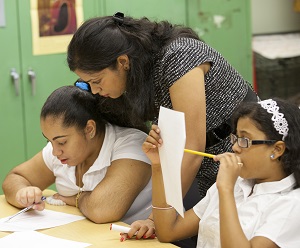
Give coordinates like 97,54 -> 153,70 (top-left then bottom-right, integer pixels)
30,0 -> 83,55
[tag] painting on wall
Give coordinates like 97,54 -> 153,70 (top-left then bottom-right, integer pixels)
31,0 -> 83,55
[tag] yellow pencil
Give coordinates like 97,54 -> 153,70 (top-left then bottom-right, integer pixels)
184,149 -> 215,159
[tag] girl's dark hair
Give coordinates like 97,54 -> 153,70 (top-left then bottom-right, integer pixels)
67,14 -> 200,128
231,98 -> 300,188
41,86 -> 106,135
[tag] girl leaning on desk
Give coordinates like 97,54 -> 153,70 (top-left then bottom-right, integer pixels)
2,84 -> 152,225
66,12 -> 259,241
123,98 -> 300,248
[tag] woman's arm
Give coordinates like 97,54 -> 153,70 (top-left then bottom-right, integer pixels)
169,64 -> 209,197
76,158 -> 151,224
2,151 -> 55,209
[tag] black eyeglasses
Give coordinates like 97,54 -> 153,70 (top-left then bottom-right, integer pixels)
74,80 -> 91,92
230,133 -> 277,148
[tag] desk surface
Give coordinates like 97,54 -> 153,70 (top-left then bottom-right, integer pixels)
0,190 -> 176,248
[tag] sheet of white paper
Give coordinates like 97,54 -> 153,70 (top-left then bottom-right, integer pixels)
158,106 -> 186,217
0,231 -> 91,248
0,209 -> 85,232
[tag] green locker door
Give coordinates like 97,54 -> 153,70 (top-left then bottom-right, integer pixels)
0,0 -> 26,191
18,0 -> 100,159
0,0 -> 99,193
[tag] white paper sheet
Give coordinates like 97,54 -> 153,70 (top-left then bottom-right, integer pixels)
0,231 -> 91,248
0,209 -> 85,232
158,107 -> 186,217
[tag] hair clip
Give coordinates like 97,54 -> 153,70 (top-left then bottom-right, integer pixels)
74,81 -> 91,92
113,12 -> 124,26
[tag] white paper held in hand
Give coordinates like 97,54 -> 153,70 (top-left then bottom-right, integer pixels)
157,106 -> 186,217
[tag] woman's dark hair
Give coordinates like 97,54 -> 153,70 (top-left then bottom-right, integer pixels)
67,14 -> 200,128
231,98 -> 300,188
41,86 -> 106,135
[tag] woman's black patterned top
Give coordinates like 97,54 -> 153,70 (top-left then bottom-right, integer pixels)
152,37 -> 254,199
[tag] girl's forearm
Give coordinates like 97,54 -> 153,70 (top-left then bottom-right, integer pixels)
2,174 -> 32,207
151,165 -> 178,242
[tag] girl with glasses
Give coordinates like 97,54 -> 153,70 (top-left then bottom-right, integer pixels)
2,85 -> 152,225
123,98 -> 300,247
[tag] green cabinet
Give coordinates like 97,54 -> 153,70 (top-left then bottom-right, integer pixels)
0,0 -> 26,193
0,0 -> 99,193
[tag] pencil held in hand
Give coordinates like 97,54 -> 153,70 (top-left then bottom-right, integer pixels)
184,149 -> 215,158
4,196 -> 46,222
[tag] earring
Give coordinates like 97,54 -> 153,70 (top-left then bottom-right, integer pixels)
124,66 -> 129,70
270,154 -> 275,159
90,133 -> 94,139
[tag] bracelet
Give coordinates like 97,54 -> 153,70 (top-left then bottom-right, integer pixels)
75,191 -> 83,208
151,205 -> 174,210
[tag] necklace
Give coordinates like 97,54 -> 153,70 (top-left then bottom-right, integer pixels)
75,163 -> 84,208
76,163 -> 84,189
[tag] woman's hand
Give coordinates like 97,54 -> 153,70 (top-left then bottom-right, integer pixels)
214,152 -> 242,193
120,218 -> 156,242
142,125 -> 163,165
16,186 -> 45,211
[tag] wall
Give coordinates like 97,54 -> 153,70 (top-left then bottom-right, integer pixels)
252,0 -> 300,34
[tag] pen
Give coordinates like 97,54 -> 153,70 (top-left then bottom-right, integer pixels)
184,149 -> 215,159
5,196 -> 46,222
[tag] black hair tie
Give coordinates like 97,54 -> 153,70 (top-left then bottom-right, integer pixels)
113,12 -> 124,26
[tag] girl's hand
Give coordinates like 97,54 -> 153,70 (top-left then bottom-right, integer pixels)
120,218 -> 156,242
16,186 -> 45,211
214,152 -> 243,193
142,125 -> 163,165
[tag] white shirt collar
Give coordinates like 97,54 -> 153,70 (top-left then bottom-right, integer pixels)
238,174 -> 296,198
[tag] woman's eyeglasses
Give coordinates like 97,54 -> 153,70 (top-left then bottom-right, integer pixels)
230,133 -> 277,148
74,80 -> 91,92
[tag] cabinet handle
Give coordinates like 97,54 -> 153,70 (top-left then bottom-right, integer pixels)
28,69 -> 36,96
10,68 -> 20,96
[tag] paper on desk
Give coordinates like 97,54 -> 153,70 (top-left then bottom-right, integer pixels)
158,106 -> 186,217
0,231 -> 91,248
0,209 -> 85,232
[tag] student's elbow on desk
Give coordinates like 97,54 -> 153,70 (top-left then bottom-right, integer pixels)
83,208 -> 125,224
79,197 -> 126,224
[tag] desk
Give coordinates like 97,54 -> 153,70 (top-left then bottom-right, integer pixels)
0,190 -> 176,248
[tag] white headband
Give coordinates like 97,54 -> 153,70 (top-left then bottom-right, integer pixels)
257,99 -> 289,141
